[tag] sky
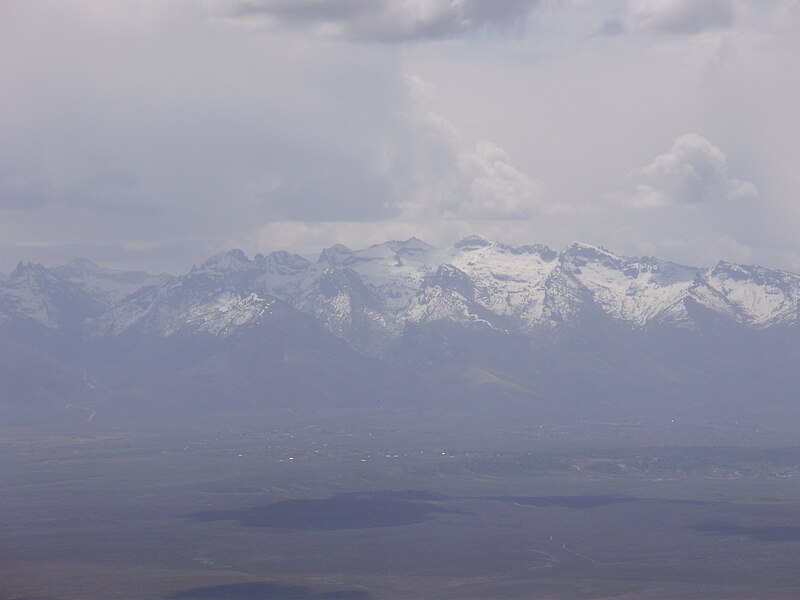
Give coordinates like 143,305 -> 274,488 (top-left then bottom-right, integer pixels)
2,0 -> 799,274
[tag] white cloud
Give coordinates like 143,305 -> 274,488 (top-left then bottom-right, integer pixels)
458,141 -> 548,218
615,133 -> 759,209
393,109 -> 551,221
241,117 -> 554,255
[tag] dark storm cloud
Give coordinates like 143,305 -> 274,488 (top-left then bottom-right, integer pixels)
225,0 -> 540,42
633,0 -> 736,35
0,165 -> 145,213
596,17 -> 627,37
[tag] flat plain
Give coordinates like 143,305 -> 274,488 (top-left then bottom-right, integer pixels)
2,410 -> 800,600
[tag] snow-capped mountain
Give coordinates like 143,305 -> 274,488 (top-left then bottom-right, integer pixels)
89,251 -> 268,337
4,236 -> 799,341
300,236 -> 799,335
160,236 -> 800,337
52,258 -> 168,306
689,261 -> 800,327
3,237 -> 800,422
0,259 -> 165,331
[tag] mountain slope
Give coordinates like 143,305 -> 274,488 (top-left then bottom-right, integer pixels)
2,237 -> 799,424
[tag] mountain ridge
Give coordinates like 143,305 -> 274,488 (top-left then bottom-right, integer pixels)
2,237 -> 799,425
3,237 -> 799,343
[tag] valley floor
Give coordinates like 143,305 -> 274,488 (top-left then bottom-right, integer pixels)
2,412 -> 800,600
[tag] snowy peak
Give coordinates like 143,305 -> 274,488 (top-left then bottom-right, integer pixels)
448,237 -> 557,265
176,250 -> 265,295
56,258 -> 105,277
694,261 -> 800,326
316,268 -> 381,305
407,263 -> 497,329
368,237 -> 435,256
165,291 -> 280,337
512,244 -> 558,260
10,261 -> 49,280
5,238 -> 799,342
453,234 -> 495,250
54,259 -> 166,306
196,249 -> 253,273
289,266 -> 394,351
1,263 -> 85,329
395,236 -> 436,255
439,239 -> 557,328
317,244 -> 357,266
424,264 -> 476,297
258,251 -> 310,275
560,242 -> 626,272
555,249 -> 703,326
709,261 -> 797,289
0,260 -> 164,330
91,275 -> 277,338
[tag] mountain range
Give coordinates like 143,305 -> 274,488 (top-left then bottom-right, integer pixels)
2,236 -> 799,426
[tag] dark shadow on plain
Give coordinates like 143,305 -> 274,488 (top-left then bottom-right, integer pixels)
690,521 -> 800,542
166,581 -> 372,599
189,490 -> 458,531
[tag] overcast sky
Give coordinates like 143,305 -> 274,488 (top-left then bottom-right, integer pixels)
2,0 -> 799,273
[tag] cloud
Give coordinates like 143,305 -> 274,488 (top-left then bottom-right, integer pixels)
0,159 -> 147,214
391,110 -> 551,221
596,17 -> 628,37
598,0 -> 737,36
614,133 -> 759,209
457,141 -> 548,218
0,0 -> 549,272
632,0 -> 737,34
221,0 -> 541,42
1,0 -> 799,275
239,109 -> 554,256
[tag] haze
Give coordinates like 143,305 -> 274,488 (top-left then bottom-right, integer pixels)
3,2 -> 800,600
